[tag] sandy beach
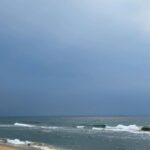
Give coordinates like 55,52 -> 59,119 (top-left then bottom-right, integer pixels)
0,144 -> 36,150
0,144 -> 21,150
0,143 -> 63,150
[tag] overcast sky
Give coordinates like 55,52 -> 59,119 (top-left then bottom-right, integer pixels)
0,0 -> 150,116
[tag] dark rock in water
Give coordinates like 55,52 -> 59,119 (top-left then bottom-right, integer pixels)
141,126 -> 150,131
93,124 -> 106,128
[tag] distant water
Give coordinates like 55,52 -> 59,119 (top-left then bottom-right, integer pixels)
0,116 -> 150,150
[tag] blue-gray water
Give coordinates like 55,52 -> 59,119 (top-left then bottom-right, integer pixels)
0,116 -> 150,150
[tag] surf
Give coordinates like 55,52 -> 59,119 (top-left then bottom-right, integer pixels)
0,138 -> 65,150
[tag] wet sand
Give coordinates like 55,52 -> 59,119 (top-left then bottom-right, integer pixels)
0,144 -> 36,150
0,144 -> 62,150
0,144 -> 21,150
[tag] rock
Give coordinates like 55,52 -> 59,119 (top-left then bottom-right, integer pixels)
93,124 -> 106,128
141,126 -> 150,131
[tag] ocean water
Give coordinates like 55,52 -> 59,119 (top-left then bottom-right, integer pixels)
0,116 -> 150,150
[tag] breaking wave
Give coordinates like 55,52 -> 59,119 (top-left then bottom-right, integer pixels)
0,122 -> 150,134
7,138 -> 31,145
91,124 -> 150,134
0,122 -> 62,131
76,124 -> 150,134
14,122 -> 60,130
14,122 -> 35,127
0,138 -> 64,150
92,124 -> 140,133
76,126 -> 85,129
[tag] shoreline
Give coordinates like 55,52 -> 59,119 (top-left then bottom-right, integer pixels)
0,144 -> 38,150
0,144 -> 21,150
0,142 -> 65,150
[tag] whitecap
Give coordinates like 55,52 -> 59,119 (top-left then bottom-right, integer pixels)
105,124 -> 140,133
91,124 -> 143,133
76,126 -> 85,129
14,122 -> 35,128
92,127 -> 104,130
32,145 -> 58,150
7,138 -> 31,145
41,126 -> 60,129
6,138 -> 64,150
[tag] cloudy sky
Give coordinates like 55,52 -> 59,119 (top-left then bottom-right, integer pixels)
0,0 -> 150,116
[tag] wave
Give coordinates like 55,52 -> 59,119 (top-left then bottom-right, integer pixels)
13,122 -> 149,134
91,124 -> 150,134
14,123 -> 61,130
76,124 -> 150,134
14,122 -> 35,127
0,122 -> 150,134
76,126 -> 85,129
7,139 -> 31,145
41,126 -> 61,130
1,138 -> 64,150
104,124 -> 140,133
32,145 -> 57,150
0,122 -> 62,132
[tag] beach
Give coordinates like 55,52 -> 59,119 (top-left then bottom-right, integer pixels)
0,144 -> 20,150
0,144 -> 41,150
0,142 -> 64,150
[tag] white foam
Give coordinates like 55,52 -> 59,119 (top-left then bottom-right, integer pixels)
7,139 -> 31,145
92,124 -> 142,133
6,139 -> 63,150
32,145 -> 58,150
14,123 -> 61,130
41,126 -> 59,129
92,127 -> 104,130
76,126 -> 85,129
106,124 -> 140,133
14,122 -> 35,128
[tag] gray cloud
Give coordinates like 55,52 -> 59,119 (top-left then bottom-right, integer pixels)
0,0 -> 150,115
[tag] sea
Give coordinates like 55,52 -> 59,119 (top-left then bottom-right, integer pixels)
0,116 -> 150,150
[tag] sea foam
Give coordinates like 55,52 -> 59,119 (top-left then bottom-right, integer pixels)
5,138 -> 64,150
92,124 -> 142,133
7,138 -> 31,145
14,122 -> 35,127
106,124 -> 140,133
76,126 -> 85,129
1,122 -> 150,134
14,122 -> 60,130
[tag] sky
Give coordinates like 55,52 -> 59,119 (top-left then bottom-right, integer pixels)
0,0 -> 150,116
